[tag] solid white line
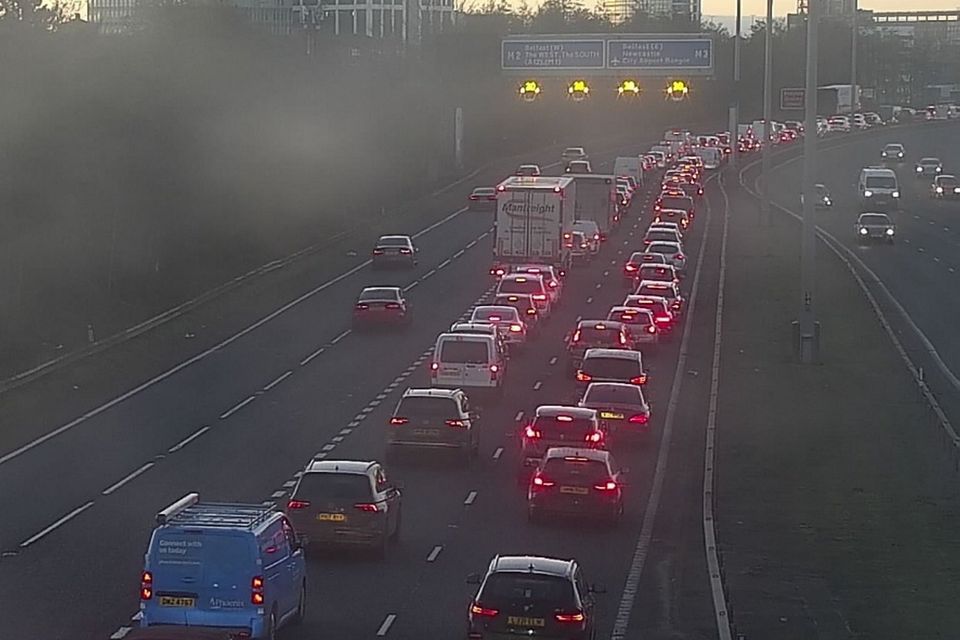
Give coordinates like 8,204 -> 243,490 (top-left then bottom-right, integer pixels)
0,202 -> 475,467
167,425 -> 211,453
299,347 -> 325,366
533,381 -> 542,390
492,447 -> 504,460
611,173 -> 718,640
514,411 -> 524,422
464,490 -> 478,505
426,545 -> 443,562
263,370 -> 293,391
219,396 -> 256,419
102,462 -> 155,496
110,628 -> 131,639
701,174 -> 733,640
376,614 -> 397,636
20,501 -> 95,548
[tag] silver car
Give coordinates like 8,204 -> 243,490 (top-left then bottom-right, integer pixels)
644,241 -> 686,273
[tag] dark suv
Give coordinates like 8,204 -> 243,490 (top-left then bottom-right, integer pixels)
466,555 -> 604,640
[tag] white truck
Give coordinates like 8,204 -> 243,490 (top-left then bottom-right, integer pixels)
493,176 -> 577,271
570,174 -> 618,241
613,156 -> 644,189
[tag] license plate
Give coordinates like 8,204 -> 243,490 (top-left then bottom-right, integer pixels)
507,616 -> 546,627
317,513 -> 346,522
413,428 -> 439,436
159,596 -> 195,608
560,486 -> 589,495
600,411 -> 625,420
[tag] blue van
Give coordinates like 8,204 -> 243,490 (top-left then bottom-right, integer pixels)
140,493 -> 307,639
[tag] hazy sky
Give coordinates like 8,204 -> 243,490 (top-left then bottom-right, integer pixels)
701,0 -> 957,15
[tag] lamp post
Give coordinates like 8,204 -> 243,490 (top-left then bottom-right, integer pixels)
799,0 -> 820,362
760,0 -> 773,227
729,0 -> 742,169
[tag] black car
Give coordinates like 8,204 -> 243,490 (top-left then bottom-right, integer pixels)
466,555 -> 604,640
527,447 -> 626,524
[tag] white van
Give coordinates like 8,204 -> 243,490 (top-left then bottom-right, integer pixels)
613,156 -> 643,188
858,167 -> 900,211
430,333 -> 505,396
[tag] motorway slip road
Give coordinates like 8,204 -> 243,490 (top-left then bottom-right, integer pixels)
0,138 -> 730,639
718,148 -> 960,638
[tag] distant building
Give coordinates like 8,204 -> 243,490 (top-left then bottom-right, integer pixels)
604,0 -> 701,24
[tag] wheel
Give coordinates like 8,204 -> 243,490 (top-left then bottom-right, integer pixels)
292,583 -> 306,625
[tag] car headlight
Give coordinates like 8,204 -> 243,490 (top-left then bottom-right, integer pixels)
886,228 -> 895,236
892,191 -> 900,198
824,197 -> 832,205
863,190 -> 873,197
916,166 -> 923,172
936,167 -> 942,172
859,227 -> 868,235
954,187 -> 960,194
898,152 -> 904,158
937,186 -> 944,193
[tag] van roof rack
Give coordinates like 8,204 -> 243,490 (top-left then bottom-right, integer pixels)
156,492 -> 275,529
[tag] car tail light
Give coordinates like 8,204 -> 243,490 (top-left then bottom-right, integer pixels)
531,473 -> 555,488
489,364 -> 500,380
593,480 -> 617,492
624,264 -> 637,272
430,362 -> 439,371
531,294 -> 546,301
389,417 -> 409,426
526,308 -> 537,315
140,571 -> 153,600
631,374 -> 648,385
385,302 -> 402,309
647,325 -> 657,334
629,413 -> 649,424
675,254 -> 685,260
251,576 -> 265,605
354,503 -> 382,513
524,425 -> 541,439
572,330 -> 581,343
372,249 -> 384,256
446,419 -> 466,428
585,431 -> 603,444
555,611 -> 586,623
593,234 -> 600,240
355,303 -> 369,311
399,248 -> 412,255
576,371 -> 592,382
288,498 -> 312,510
672,301 -> 681,310
548,280 -> 558,288
471,603 -> 500,617
619,332 -> 628,345
509,324 -> 523,332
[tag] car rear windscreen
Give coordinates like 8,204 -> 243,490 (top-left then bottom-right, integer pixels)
534,415 -> 595,438
578,326 -> 621,343
396,396 -> 458,418
638,285 -> 675,299
660,196 -> 693,210
865,176 -> 896,189
440,340 -> 489,364
647,243 -> 679,255
296,473 -> 372,502
499,279 -> 541,295
646,231 -> 677,242
377,237 -> 408,247
585,384 -> 643,405
939,177 -> 958,187
582,357 -> 641,379
479,573 -> 575,608
543,457 -> 610,484
474,307 -> 517,322
359,289 -> 398,302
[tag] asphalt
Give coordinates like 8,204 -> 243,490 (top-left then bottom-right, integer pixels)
716,124 -> 960,639
0,136 -> 728,639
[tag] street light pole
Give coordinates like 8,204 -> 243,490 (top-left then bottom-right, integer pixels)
729,0 -> 742,169
760,0 -> 773,227
850,0 -> 858,110
800,0 -> 819,362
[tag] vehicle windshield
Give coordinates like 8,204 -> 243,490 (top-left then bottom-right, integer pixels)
646,231 -> 678,242
860,214 -> 891,225
359,288 -> 400,302
576,326 -> 622,343
533,414 -> 596,438
439,340 -> 489,364
584,383 -> 644,406
865,176 -> 897,189
647,243 -> 679,255
884,145 -> 903,152
608,308 -> 653,325
637,285 -> 676,299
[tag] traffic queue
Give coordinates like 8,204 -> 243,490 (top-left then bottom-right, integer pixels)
128,128 -> 718,640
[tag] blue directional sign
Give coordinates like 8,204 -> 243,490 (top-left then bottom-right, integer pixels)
607,38 -> 713,74
501,39 -> 606,71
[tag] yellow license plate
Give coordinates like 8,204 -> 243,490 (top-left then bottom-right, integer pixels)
507,616 -> 546,627
600,411 -> 625,420
560,486 -> 589,495
317,513 -> 346,522
159,596 -> 195,608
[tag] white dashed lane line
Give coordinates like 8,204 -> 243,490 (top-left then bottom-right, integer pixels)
376,614 -> 397,637
464,491 -> 478,506
219,395 -> 256,420
20,501 -> 95,548
167,425 -> 210,453
514,411 -> 524,422
492,447 -> 504,460
263,370 -> 293,391
549,356 -> 558,365
299,347 -> 325,366
329,329 -> 351,345
101,462 -> 156,496
426,545 -> 443,562
533,381 -> 542,391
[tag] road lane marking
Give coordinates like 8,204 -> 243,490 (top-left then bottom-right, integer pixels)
321,443 -> 336,452
549,356 -> 558,365
533,381 -> 542,390
299,347 -> 325,366
283,480 -> 297,488
102,462 -> 155,496
109,628 -> 131,639
219,396 -> 256,419
438,259 -> 451,269
20,501 -> 95,548
426,545 -> 443,562
586,297 -> 593,304
464,491 -> 478,505
376,614 -> 397,636
492,447 -> 503,460
332,436 -> 344,443
271,490 -> 286,499
167,426 -> 211,453
263,370 -> 293,391
514,411 -> 524,422
339,428 -> 353,435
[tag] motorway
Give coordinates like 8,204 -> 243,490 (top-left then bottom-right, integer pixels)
761,121 -> 960,423
0,140 -> 727,639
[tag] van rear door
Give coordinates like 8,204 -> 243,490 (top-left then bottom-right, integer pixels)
436,336 -> 495,388
149,530 -> 256,619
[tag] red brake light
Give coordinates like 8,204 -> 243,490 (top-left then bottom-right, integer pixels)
372,248 -> 384,255
389,417 -> 409,426
647,324 -> 657,334
251,576 -> 264,605
572,330 -> 581,343
355,303 -> 369,311
526,308 -> 537,315
509,324 -> 523,332
593,480 -> 618,492
471,603 -> 500,617
431,362 -> 439,371
286,499 -> 311,510
355,503 -> 381,513
548,280 -> 558,288
524,425 -> 541,439
619,332 -> 628,345
555,611 -> 586,623
675,254 -> 685,260
445,419 -> 466,428
624,264 -> 637,272
532,473 -> 555,488
631,374 -> 647,384
585,431 -> 603,444
629,413 -> 649,424
140,571 -> 153,601
576,371 -> 592,382
385,302 -> 402,309
531,294 -> 546,301
399,248 -> 412,254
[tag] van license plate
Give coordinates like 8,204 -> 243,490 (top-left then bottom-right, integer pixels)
159,596 -> 196,608
600,411 -> 625,420
507,616 -> 545,627
413,428 -> 439,436
317,513 -> 346,522
560,486 -> 589,495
